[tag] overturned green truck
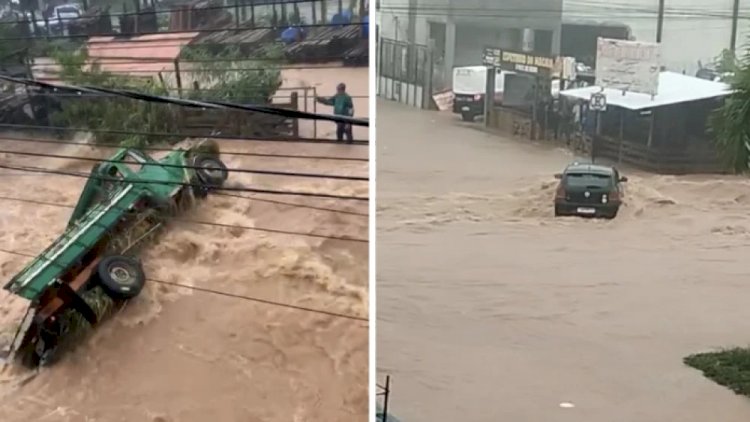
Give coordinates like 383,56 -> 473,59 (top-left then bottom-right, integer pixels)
1,139 -> 229,367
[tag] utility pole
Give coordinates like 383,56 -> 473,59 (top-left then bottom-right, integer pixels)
731,0 -> 740,51
656,0 -> 665,43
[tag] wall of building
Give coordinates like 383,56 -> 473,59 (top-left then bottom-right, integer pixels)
454,26 -> 519,68
378,0 -> 563,95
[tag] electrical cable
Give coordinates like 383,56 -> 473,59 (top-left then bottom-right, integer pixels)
0,148 -> 368,181
0,247 -> 368,322
25,61 -> 371,73
214,192 -> 367,216
6,0 -> 743,30
0,21 -> 366,42
1,0 -> 362,25
0,162 -> 369,201
0,124 -> 369,146
379,3 -> 749,20
0,189 -> 367,216
0,135 -> 368,162
0,193 -> 368,240
0,74 -> 369,126
24,91 -> 370,100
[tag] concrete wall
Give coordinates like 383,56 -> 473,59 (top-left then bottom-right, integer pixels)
454,26 -> 520,68
379,0 -> 563,80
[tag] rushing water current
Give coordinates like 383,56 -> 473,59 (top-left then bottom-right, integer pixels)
377,99 -> 750,422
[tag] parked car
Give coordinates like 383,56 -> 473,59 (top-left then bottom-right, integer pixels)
553,162 -> 627,219
47,3 -> 82,34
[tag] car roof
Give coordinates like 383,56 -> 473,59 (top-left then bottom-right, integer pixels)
564,162 -> 615,175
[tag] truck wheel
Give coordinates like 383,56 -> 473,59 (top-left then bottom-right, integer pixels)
97,255 -> 146,300
191,177 -> 209,199
461,112 -> 474,122
193,155 -> 228,188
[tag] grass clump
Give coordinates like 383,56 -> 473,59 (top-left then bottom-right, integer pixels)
684,347 -> 750,396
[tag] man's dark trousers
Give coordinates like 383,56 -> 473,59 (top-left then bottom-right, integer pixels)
336,122 -> 353,143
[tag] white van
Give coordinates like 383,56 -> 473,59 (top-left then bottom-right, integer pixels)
452,66 -> 514,121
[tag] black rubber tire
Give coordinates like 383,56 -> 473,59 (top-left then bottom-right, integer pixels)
603,209 -> 619,220
461,112 -> 474,122
193,154 -> 228,188
554,205 -> 563,217
191,177 -> 209,198
97,255 -> 146,300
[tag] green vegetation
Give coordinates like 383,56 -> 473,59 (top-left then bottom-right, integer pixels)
51,49 -> 178,147
715,49 -> 740,78
50,45 -> 283,147
684,348 -> 750,396
179,44 -> 283,103
709,49 -> 750,172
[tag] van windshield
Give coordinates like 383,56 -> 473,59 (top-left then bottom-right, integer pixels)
564,172 -> 612,188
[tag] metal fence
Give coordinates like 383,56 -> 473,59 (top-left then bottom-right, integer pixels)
377,37 -> 434,109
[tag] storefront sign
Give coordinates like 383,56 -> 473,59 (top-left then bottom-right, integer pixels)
482,47 -> 554,76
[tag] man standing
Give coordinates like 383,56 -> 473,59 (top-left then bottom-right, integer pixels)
316,83 -> 354,143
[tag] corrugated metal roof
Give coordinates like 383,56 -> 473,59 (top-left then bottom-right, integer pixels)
560,71 -> 732,110
86,32 -> 200,74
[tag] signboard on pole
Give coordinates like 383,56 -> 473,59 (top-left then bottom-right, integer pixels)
482,47 -> 554,77
590,92 -> 607,111
595,38 -> 661,95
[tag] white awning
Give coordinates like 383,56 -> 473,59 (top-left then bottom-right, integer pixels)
560,71 -> 732,110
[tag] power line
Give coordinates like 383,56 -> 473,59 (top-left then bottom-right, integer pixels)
2,0 -> 365,27
214,192 -> 368,216
0,74 -> 369,126
0,148 -> 369,181
0,193 -> 368,241
379,4 -> 750,21
0,135 -> 368,162
147,277 -> 368,322
24,91 -> 370,99
0,21 -> 366,42
0,124 -> 369,146
0,247 -> 368,322
0,162 -> 369,201
0,189 -> 368,217
26,66 -> 364,74
25,59 -> 368,71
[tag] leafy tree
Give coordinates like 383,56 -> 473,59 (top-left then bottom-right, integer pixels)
715,48 -> 739,82
710,50 -> 750,172
50,49 -> 179,147
179,44 -> 283,104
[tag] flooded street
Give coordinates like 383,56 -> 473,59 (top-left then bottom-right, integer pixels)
0,132 -> 368,421
377,99 -> 750,421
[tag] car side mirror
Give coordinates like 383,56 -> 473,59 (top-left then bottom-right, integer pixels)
620,176 -> 628,182
554,173 -> 563,179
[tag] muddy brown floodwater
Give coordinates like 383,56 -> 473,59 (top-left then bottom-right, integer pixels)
377,99 -> 750,421
0,129 -> 368,421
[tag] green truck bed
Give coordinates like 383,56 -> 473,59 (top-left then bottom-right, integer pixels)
5,185 -> 146,300
4,146 -> 196,300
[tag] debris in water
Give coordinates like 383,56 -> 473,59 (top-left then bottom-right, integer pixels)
559,402 -> 575,408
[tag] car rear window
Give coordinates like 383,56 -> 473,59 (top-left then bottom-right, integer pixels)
564,172 -> 613,188
57,7 -> 79,13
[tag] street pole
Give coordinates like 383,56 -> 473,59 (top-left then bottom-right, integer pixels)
731,0 -> 740,51
656,0 -> 665,43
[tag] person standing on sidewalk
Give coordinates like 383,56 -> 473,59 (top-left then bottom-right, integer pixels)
316,83 -> 354,143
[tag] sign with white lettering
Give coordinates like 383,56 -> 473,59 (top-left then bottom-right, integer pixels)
595,38 -> 661,95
